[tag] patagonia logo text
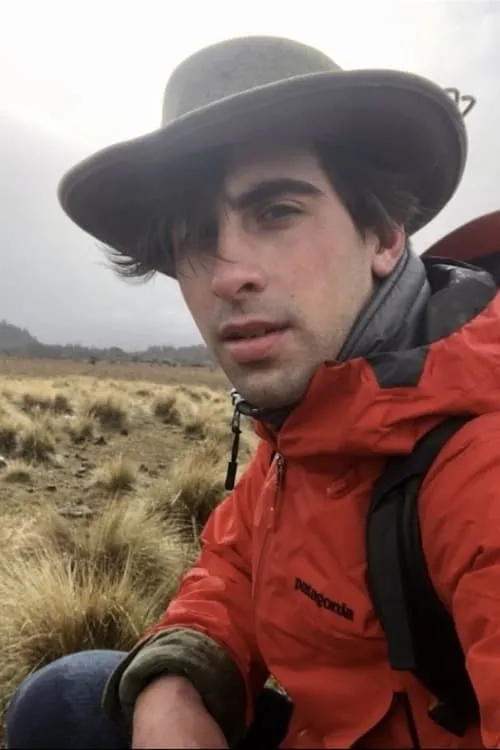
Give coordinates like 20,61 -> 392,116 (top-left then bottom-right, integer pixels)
294,577 -> 354,622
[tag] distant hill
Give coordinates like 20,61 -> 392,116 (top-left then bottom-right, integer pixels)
0,320 -> 40,350
0,320 -> 213,367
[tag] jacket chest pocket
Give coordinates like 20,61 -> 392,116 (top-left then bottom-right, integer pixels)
256,550 -> 383,674
254,484 -> 384,653
254,529 -> 379,665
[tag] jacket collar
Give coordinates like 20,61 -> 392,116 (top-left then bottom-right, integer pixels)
337,247 -> 430,360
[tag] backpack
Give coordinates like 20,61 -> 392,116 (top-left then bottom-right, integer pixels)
366,215 -> 500,739
366,415 -> 478,738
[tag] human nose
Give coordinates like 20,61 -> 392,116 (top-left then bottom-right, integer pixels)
210,217 -> 267,300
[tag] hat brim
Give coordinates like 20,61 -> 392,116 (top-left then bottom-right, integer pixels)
58,68 -> 467,278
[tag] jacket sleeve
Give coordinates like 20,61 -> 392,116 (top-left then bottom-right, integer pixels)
419,413 -> 500,749
102,439 -> 271,747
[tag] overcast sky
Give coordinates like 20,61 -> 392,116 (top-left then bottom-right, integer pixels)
1,0 -> 498,349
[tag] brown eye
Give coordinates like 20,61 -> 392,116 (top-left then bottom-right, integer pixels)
259,203 -> 301,222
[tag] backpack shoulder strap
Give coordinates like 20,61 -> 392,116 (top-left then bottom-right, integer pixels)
366,416 -> 479,736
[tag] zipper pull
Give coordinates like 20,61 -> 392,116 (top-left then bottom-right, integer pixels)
225,405 -> 241,490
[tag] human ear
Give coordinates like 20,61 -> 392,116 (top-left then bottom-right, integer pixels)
371,227 -> 406,279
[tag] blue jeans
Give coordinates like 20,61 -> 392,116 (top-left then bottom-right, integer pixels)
6,649 -> 293,749
6,650 -> 129,749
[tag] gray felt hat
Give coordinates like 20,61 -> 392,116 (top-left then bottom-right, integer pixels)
58,35 -> 468,278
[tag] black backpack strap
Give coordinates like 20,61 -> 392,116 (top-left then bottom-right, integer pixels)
366,416 -> 479,736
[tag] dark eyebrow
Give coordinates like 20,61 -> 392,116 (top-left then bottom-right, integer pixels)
224,178 -> 323,211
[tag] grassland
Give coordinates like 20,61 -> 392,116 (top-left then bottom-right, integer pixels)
0,357 -> 257,735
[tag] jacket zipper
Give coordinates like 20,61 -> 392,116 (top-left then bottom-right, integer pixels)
253,452 -> 286,598
269,453 -> 285,531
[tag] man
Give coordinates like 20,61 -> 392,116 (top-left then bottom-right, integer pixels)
6,35 -> 500,750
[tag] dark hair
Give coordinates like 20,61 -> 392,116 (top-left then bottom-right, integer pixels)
105,141 -> 420,281
315,142 -> 421,246
104,148 -> 227,281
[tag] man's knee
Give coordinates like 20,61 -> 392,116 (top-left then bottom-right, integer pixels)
6,649 -> 127,749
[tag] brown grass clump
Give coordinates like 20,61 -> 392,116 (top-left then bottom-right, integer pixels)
19,391 -> 52,413
185,410 -> 230,443
52,393 -> 73,415
18,387 -> 72,416
0,501 -> 198,726
181,385 -> 217,403
152,390 -> 183,425
86,393 -> 129,431
180,392 -> 232,443
149,442 -> 229,542
2,460 -> 33,485
17,421 -> 56,464
0,412 -> 21,457
66,414 -> 95,444
91,455 -> 137,496
182,408 -> 208,440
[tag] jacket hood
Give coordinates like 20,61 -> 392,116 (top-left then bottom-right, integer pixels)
242,255 -> 500,461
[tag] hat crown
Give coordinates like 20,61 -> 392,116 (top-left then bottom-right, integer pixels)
162,36 -> 340,126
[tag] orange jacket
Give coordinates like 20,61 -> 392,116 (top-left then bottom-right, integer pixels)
149,262 -> 500,748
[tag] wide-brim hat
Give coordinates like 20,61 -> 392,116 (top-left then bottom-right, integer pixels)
58,35 -> 469,279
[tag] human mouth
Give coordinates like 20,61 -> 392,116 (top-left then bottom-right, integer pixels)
220,321 -> 288,364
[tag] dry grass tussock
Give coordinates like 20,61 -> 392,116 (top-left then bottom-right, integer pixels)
0,370 -> 259,729
0,409 -> 26,457
4,381 -> 73,417
148,439 -> 230,542
148,391 -> 256,542
20,389 -> 72,416
91,455 -> 138,496
0,500 -> 198,725
3,460 -> 33,485
151,385 -> 220,431
17,418 -> 57,463
0,406 -> 57,464
182,399 -> 229,441
66,414 -> 95,444
85,392 -> 130,431
153,389 -> 184,424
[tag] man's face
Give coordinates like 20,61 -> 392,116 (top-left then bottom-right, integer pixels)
175,142 -> 403,409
